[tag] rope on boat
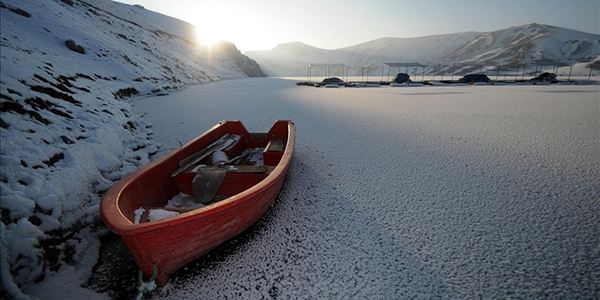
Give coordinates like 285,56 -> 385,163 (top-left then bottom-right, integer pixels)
136,264 -> 158,297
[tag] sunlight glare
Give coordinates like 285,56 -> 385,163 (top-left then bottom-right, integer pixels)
193,4 -> 228,47
191,3 -> 274,52
195,26 -> 220,47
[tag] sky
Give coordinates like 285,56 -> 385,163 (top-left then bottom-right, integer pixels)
111,0 -> 599,52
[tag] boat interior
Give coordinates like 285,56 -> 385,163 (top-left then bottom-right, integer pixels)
119,121 -> 290,224
173,133 -> 284,202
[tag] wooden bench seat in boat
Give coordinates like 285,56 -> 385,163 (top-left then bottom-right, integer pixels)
264,139 -> 285,166
174,165 -> 275,197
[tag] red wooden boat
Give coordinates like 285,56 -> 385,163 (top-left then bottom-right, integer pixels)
100,120 -> 295,285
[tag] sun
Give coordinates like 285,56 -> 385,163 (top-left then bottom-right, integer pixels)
192,4 -> 228,48
189,4 -> 273,52
195,26 -> 221,47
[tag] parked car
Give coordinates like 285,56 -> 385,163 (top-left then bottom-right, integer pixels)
392,73 -> 411,84
321,77 -> 345,85
529,72 -> 557,83
458,74 -> 491,84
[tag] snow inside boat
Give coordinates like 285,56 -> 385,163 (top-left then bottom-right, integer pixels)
100,120 -> 295,285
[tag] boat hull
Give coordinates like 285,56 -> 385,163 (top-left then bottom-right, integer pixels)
100,120 -> 295,285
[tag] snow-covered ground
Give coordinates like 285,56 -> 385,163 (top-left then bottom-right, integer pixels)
2,72 -> 599,298
109,78 -> 597,299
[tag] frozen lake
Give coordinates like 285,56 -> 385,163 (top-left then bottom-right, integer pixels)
129,78 -> 599,299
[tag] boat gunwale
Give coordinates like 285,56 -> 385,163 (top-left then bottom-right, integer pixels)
101,120 -> 295,236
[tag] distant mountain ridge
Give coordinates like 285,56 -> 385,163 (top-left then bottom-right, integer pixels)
245,23 -> 600,76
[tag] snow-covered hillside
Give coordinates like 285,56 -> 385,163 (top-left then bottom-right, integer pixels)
246,23 -> 600,76
245,32 -> 481,76
0,0 -> 262,295
445,23 -> 600,65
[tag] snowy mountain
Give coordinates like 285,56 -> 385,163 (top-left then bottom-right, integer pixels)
245,24 -> 600,76
0,0 -> 262,294
244,32 -> 480,76
444,23 -> 600,65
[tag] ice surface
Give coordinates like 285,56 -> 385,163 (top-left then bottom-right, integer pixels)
134,78 -> 599,299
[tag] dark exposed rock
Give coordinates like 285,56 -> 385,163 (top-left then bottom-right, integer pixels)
60,135 -> 74,144
30,85 -> 81,106
0,99 -> 51,125
43,152 -> 65,167
25,96 -> 54,110
7,88 -> 23,96
7,6 -> 31,18
28,215 -> 41,226
214,42 -> 265,77
113,87 -> 139,99
65,39 -> 85,54
0,93 -> 14,101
